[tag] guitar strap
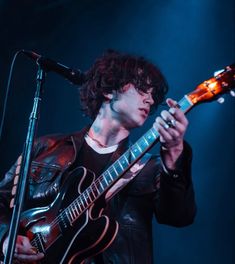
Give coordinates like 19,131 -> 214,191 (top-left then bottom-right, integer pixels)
105,153 -> 152,201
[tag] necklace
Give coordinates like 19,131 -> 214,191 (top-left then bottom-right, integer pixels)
86,133 -> 108,148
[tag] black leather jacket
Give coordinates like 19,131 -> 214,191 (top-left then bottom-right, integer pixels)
0,127 -> 196,263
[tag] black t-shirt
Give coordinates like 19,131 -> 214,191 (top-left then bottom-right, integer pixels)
73,141 -> 114,177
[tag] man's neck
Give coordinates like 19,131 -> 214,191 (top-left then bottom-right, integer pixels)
88,108 -> 130,147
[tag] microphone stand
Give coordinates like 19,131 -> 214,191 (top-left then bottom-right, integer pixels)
4,62 -> 45,264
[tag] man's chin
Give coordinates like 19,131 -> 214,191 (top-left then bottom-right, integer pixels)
134,118 -> 146,128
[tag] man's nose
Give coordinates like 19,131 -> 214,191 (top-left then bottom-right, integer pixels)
144,93 -> 154,105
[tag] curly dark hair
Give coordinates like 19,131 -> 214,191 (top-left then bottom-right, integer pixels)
79,50 -> 169,119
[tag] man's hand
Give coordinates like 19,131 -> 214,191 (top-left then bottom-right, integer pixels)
3,235 -> 44,263
153,98 -> 188,170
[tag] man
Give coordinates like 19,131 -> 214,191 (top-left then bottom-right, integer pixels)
0,50 -> 196,263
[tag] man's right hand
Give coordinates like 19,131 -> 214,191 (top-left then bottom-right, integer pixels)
3,235 -> 44,263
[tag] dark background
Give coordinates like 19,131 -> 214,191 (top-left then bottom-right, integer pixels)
0,0 -> 234,263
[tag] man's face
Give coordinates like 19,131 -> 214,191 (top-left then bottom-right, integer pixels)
110,83 -> 154,129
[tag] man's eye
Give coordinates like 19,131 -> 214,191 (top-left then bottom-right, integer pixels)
138,90 -> 145,95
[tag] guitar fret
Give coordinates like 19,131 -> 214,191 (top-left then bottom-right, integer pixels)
65,209 -> 73,224
112,165 -> 118,176
74,200 -> 80,216
85,190 -> 92,203
118,159 -> 124,170
98,179 -> 105,190
103,175 -> 109,185
101,178 -> 108,189
133,146 -> 139,153
136,142 -> 142,152
143,136 -> 149,145
76,199 -> 82,211
130,149 -> 136,159
71,203 -> 79,219
150,128 -> 157,139
123,154 -> 129,164
68,208 -> 74,220
75,205 -> 79,216
72,207 -> 77,218
103,171 -> 112,184
80,197 -> 85,208
107,169 -> 114,180
93,182 -> 100,196
139,141 -> 148,151
140,136 -> 149,150
82,195 -> 88,207
120,155 -> 129,167
87,187 -> 95,201
146,133 -> 153,141
114,162 -> 123,174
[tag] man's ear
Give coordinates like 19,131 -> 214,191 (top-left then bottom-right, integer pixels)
103,92 -> 114,101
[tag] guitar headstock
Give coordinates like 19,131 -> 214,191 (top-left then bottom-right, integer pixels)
187,64 -> 235,105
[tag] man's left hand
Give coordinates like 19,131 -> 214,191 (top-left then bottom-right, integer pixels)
153,98 -> 188,170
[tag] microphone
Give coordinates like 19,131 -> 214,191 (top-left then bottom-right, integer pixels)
22,50 -> 86,85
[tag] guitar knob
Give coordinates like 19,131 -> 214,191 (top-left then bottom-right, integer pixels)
230,90 -> 235,97
217,97 -> 225,104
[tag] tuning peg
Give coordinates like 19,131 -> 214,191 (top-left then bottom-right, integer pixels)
230,90 -> 235,97
217,97 -> 225,104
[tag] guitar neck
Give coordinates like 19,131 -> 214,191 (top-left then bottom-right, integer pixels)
64,95 -> 194,225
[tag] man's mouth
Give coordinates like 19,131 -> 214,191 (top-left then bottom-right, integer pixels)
139,108 -> 149,116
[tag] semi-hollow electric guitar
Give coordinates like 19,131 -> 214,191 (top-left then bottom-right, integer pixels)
17,64 -> 235,264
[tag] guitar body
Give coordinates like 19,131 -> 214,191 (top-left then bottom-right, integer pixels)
20,167 -> 119,264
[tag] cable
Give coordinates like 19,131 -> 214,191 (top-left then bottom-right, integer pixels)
0,50 -> 23,143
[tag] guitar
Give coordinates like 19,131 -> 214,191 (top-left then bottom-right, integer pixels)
18,64 -> 235,264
